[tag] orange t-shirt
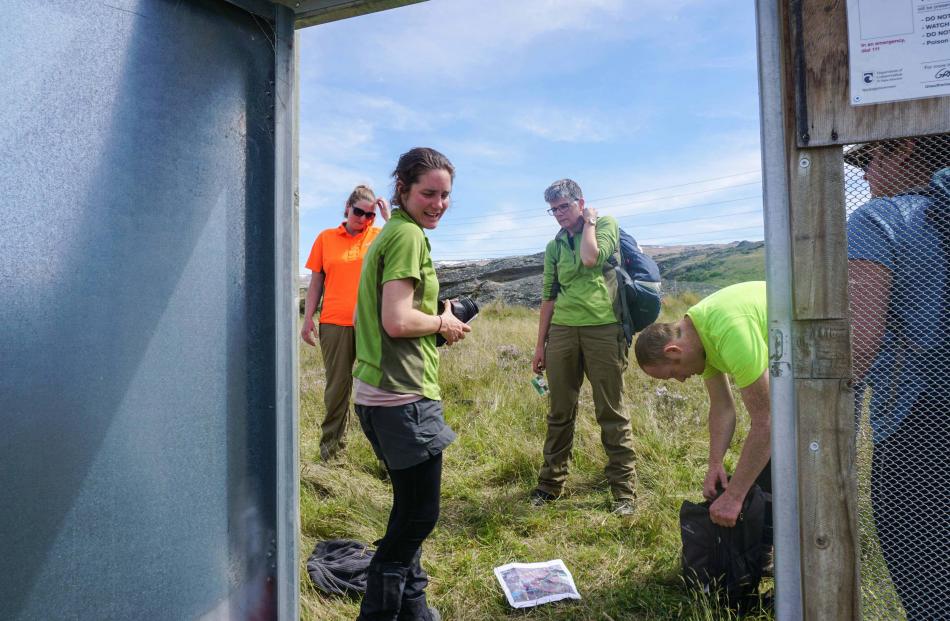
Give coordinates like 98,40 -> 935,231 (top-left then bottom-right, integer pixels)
305,224 -> 381,326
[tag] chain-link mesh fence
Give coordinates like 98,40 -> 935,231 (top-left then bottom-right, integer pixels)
845,132 -> 950,620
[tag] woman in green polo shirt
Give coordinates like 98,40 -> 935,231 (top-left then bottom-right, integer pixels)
352,147 -> 470,621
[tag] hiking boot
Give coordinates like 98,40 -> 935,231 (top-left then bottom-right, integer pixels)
611,499 -> 636,516
529,488 -> 558,506
357,562 -> 409,620
397,594 -> 440,621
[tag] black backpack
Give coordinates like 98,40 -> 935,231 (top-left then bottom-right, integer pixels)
607,228 -> 662,346
679,486 -> 770,613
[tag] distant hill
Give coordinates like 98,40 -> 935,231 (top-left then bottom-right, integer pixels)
647,240 -> 765,289
299,240 -> 766,311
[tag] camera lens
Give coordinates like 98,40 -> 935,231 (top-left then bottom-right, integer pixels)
435,297 -> 479,346
451,298 -> 479,323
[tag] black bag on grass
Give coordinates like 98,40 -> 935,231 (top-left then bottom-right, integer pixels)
307,539 -> 374,595
680,485 -> 769,612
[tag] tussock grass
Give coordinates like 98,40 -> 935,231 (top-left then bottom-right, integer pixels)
299,297 -> 773,620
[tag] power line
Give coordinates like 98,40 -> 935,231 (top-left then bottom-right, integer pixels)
431,224 -> 764,261
641,225 -> 763,245
439,179 -> 761,227
431,194 -> 761,240
430,209 -> 762,243
445,170 -> 760,221
585,170 -> 760,204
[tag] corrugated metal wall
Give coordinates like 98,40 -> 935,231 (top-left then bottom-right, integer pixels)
0,1 -> 284,618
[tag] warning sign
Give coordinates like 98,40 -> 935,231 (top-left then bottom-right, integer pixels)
847,0 -> 950,105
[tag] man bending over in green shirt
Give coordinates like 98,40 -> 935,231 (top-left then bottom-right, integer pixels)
530,178 -> 637,515
634,281 -> 771,527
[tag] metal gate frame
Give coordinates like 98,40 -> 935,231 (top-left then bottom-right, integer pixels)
239,2 -> 427,617
756,1 -> 950,619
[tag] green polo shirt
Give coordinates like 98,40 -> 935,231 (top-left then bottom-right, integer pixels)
687,281 -> 768,389
353,209 -> 441,400
542,215 -> 621,326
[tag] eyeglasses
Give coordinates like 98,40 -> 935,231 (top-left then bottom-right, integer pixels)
352,206 -> 376,219
546,202 -> 574,216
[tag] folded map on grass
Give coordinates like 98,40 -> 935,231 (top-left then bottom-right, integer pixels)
493,559 -> 581,609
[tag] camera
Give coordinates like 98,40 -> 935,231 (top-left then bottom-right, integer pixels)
435,297 -> 479,346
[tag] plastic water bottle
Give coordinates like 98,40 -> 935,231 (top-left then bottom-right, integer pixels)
531,374 -> 549,397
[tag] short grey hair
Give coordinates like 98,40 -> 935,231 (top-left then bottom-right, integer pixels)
544,178 -> 583,203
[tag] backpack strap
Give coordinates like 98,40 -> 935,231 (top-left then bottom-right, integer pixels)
615,265 -> 634,346
604,232 -> 632,346
550,236 -> 561,298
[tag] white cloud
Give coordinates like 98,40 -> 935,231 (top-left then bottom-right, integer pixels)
298,123 -> 378,213
298,161 -> 378,213
442,139 -> 526,165
295,0 -> 761,262
513,106 -> 628,143
307,88 -> 435,133
300,117 -> 374,161
428,209 -> 550,259
304,0 -> 708,86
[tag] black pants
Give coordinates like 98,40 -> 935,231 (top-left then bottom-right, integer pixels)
871,408 -> 950,620
358,454 -> 442,621
375,453 -> 443,565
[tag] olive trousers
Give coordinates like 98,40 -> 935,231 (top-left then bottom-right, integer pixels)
537,323 -> 637,501
318,323 -> 356,461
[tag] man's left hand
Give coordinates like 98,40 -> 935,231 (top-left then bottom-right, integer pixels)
709,493 -> 743,527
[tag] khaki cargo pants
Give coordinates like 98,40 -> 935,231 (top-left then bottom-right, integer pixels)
537,323 -> 637,501
318,323 -> 356,461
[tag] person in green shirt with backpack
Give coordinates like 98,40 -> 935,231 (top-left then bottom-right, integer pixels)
530,178 -> 638,515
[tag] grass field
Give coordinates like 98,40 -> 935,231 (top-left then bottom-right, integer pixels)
298,294 -> 774,620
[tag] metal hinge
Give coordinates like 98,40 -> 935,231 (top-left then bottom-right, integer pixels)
769,327 -> 791,377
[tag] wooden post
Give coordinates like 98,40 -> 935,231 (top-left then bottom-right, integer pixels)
781,1 -> 862,616
775,1 -> 950,617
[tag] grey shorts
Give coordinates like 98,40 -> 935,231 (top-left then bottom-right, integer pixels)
355,398 -> 456,471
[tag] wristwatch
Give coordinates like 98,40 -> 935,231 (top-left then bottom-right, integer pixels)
586,215 -> 597,226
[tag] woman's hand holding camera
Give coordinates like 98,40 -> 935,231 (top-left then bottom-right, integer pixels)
438,299 -> 471,345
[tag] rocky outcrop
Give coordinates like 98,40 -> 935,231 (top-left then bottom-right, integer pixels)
299,241 -> 764,311
298,253 -> 546,312
435,252 -> 545,308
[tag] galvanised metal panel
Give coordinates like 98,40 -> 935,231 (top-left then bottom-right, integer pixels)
0,1 -> 283,618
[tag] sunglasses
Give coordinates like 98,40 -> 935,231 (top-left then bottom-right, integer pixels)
351,206 -> 376,219
546,202 -> 574,216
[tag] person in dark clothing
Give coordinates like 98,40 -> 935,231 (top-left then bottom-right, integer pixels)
847,134 -> 950,620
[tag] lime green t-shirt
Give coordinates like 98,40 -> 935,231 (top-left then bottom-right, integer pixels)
353,209 -> 441,400
686,281 -> 768,389
541,215 -> 621,327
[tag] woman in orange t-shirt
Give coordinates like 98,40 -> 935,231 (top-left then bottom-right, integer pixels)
301,184 -> 389,461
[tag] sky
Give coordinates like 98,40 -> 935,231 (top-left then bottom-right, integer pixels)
298,0 -> 763,269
